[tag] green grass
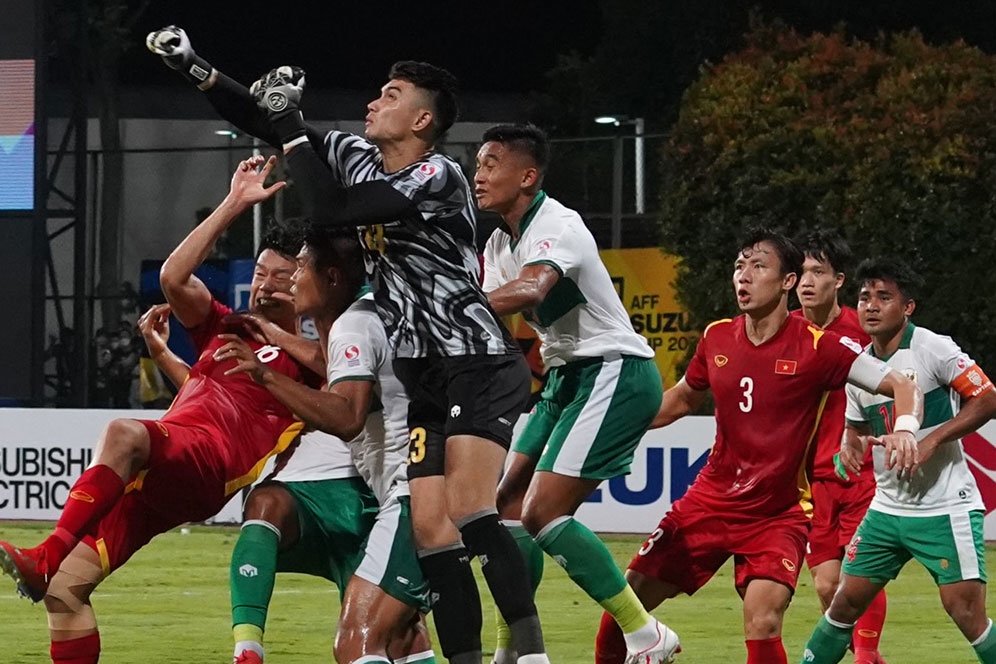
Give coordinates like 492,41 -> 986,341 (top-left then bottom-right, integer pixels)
0,522 -> 991,662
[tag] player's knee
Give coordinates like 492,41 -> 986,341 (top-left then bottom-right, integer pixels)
519,493 -> 556,536
941,591 -> 985,634
99,419 -> 149,467
242,484 -> 293,526
44,564 -> 101,632
744,609 -> 782,639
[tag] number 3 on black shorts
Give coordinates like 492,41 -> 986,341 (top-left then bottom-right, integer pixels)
409,427 -> 427,464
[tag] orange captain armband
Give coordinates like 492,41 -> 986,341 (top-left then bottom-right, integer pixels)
951,364 -> 994,399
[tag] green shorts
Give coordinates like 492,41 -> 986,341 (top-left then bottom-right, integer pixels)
842,508 -> 987,586
353,494 -> 430,612
273,477 -> 379,597
513,354 -> 662,480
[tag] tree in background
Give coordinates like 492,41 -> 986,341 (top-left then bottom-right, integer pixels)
659,22 -> 996,370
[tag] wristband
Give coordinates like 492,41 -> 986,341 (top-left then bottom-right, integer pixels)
894,414 -> 920,436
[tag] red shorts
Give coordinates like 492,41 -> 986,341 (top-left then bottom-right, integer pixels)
628,496 -> 810,595
806,478 -> 875,568
82,419 -> 237,574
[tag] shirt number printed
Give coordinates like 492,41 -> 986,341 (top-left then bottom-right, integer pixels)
409,427 -> 427,464
255,345 -> 281,364
739,376 -> 754,413
362,224 -> 386,256
878,404 -> 894,433
638,527 -> 665,556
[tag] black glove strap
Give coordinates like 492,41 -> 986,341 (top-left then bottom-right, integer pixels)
272,111 -> 307,145
179,54 -> 214,87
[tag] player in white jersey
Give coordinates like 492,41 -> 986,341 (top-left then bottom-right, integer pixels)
800,257 -> 996,664
147,27 -> 547,664
209,223 -> 435,664
476,124 -> 678,664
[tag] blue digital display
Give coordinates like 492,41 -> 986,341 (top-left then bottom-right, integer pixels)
0,60 -> 34,210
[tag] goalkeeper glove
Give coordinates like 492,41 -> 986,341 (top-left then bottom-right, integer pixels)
251,66 -> 308,144
146,26 -> 215,89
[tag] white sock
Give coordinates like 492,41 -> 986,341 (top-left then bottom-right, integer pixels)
234,640 -> 264,659
395,651 -> 437,663
351,657 -> 391,663
517,654 -> 551,664
491,647 -> 517,664
623,617 -> 662,652
972,618 -> 994,646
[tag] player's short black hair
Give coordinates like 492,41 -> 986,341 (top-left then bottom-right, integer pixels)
300,221 -> 367,293
256,220 -> 303,260
481,123 -> 551,173
389,60 -> 459,141
739,226 -> 804,278
854,257 -> 924,302
796,227 -> 854,274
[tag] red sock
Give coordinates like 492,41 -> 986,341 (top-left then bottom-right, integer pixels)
595,611 -> 628,664
50,633 -> 100,664
40,465 -> 124,571
853,589 -> 887,659
746,636 -> 787,664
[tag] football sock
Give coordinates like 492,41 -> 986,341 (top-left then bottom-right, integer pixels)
853,589 -> 886,659
494,603 -> 514,650
594,611 -> 628,664
746,636 -> 787,664
230,521 -> 280,634
459,512 -> 545,656
350,657 -> 391,663
418,546 -> 482,660
50,633 -> 100,664
41,465 -> 124,570
393,651 -> 438,663
506,520 -> 544,593
972,618 -> 996,663
534,516 -> 658,652
800,614 -> 854,664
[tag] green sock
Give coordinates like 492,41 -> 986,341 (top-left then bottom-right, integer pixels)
508,522 -> 544,594
230,521 -> 280,632
800,615 -> 854,664
534,516 -> 630,604
973,619 -> 996,663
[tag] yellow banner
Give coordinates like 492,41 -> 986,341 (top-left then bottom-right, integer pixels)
504,248 -> 699,391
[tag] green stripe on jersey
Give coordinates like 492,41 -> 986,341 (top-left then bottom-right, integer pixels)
528,276 -> 588,327
860,385 -> 954,435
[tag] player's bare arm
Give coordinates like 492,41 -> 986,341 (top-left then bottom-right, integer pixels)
917,383 -> 996,465
137,303 -> 190,389
160,156 -> 285,328
864,368 -> 924,476
486,263 -> 561,317
838,422 -> 872,479
650,377 -> 708,429
223,311 -> 326,375
216,335 -> 371,440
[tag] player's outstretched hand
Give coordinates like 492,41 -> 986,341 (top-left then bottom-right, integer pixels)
221,311 -> 290,345
137,303 -> 172,358
871,430 -> 919,478
146,26 -> 215,87
836,436 -> 869,480
214,334 -> 268,383
250,66 -> 306,119
225,155 -> 286,210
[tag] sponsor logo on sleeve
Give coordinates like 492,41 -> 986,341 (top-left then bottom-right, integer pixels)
344,345 -> 361,367
839,335 -> 864,354
411,162 -> 440,184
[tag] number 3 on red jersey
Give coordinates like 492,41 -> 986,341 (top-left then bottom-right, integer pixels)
739,376 -> 754,412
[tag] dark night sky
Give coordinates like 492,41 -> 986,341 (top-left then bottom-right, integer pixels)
126,1 -> 604,93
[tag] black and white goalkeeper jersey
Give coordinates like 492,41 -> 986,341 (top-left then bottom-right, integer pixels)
319,131 -> 517,358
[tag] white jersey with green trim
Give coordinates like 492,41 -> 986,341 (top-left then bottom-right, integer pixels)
270,431 -> 358,484
483,192 -> 653,367
325,293 -> 410,504
845,323 -> 985,516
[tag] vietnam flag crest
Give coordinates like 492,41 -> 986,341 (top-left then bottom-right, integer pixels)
775,359 -> 797,375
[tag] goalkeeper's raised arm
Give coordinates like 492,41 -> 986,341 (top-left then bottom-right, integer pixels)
147,25 -> 325,152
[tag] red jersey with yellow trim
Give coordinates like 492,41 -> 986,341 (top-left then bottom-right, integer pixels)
682,314 -> 861,517
791,307 -> 873,482
158,300 -> 317,496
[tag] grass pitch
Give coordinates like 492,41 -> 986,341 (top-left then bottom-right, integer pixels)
0,522 -> 990,662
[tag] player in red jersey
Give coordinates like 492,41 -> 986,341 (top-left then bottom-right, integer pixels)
793,229 -> 886,664
594,228 -> 923,664
0,155 -> 315,664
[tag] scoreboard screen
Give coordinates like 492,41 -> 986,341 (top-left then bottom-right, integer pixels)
0,0 -> 36,211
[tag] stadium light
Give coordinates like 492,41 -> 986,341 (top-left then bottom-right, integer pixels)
214,129 -> 239,138
594,115 -> 646,247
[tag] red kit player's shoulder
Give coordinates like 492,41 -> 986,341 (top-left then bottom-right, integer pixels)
702,317 -> 735,340
830,306 -> 871,346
